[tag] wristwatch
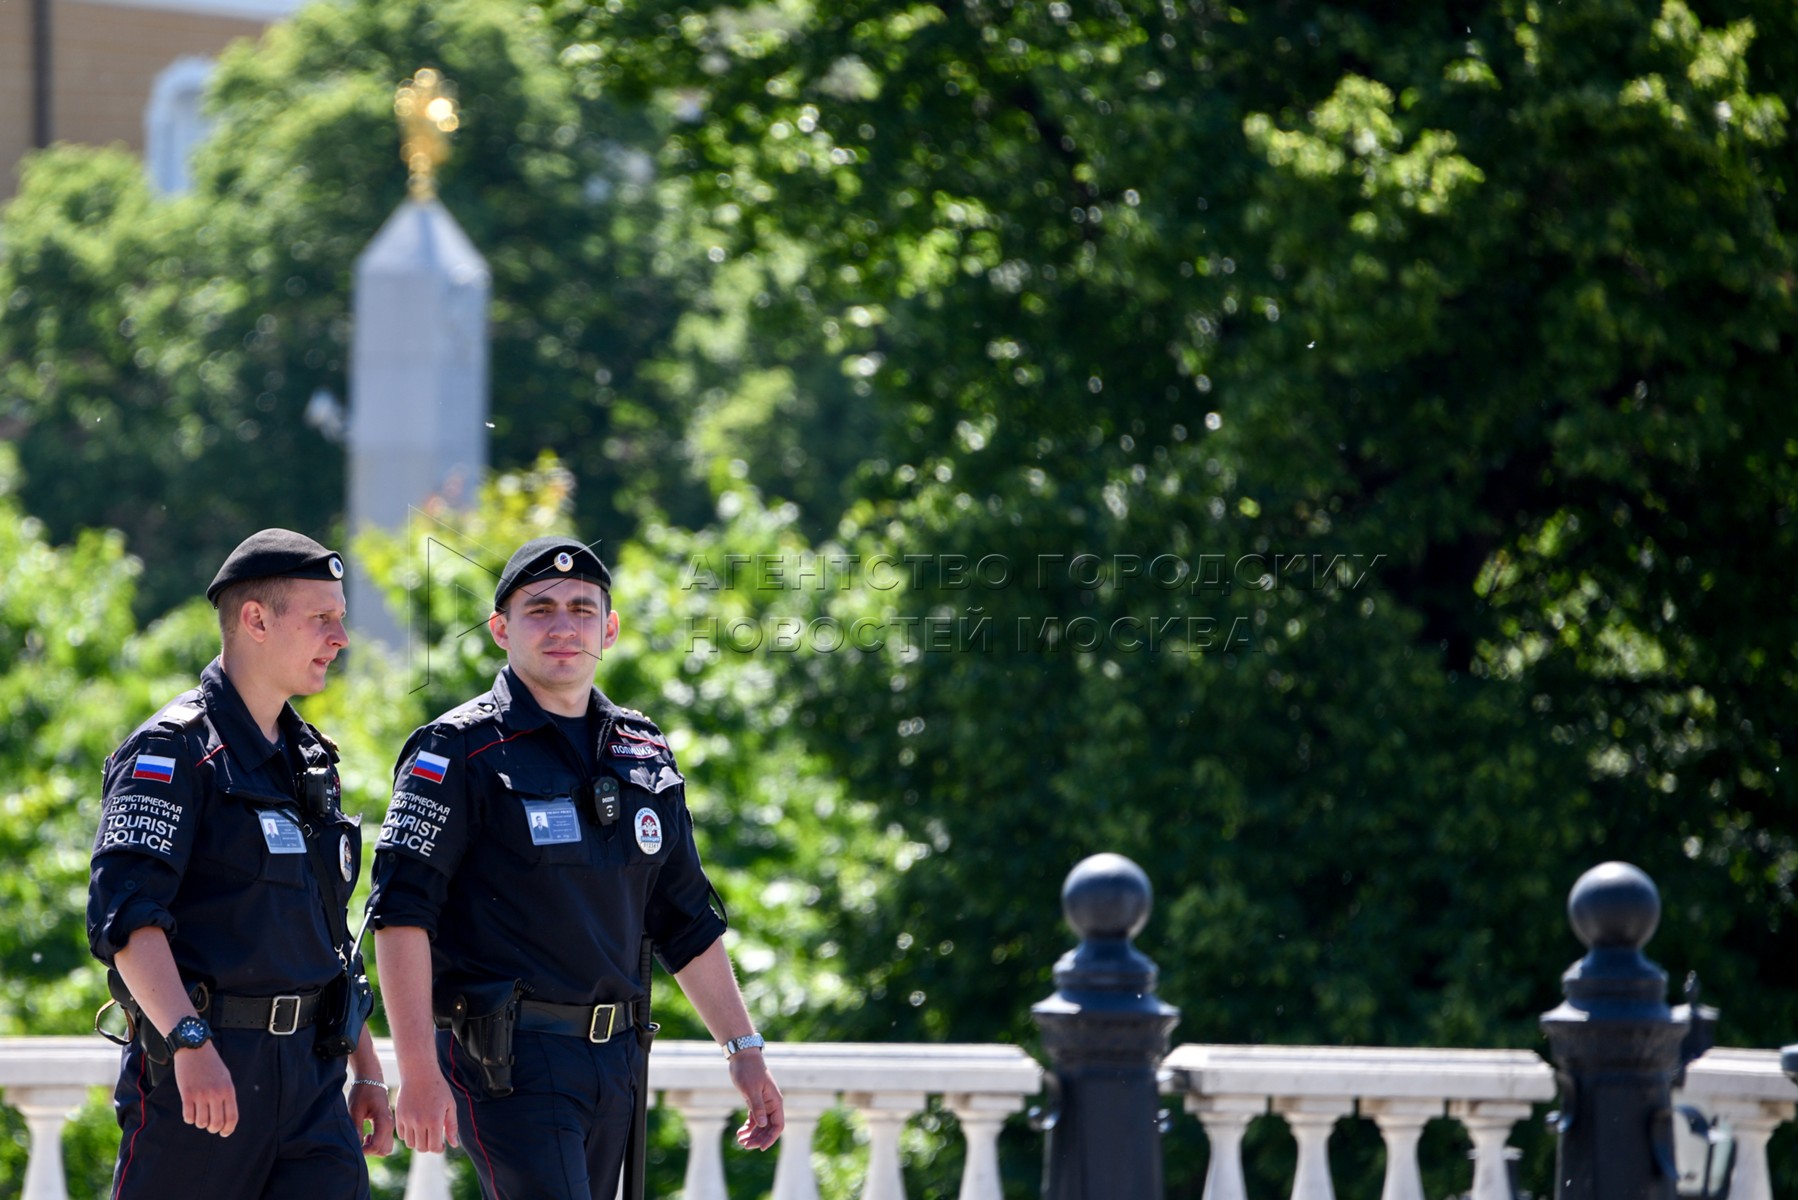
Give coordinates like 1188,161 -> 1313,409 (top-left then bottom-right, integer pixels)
168,1015 -> 213,1053
721,1032 -> 765,1058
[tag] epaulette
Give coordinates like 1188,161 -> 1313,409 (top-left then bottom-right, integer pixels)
151,701 -> 206,733
307,723 -> 342,761
435,696 -> 499,731
609,707 -> 671,754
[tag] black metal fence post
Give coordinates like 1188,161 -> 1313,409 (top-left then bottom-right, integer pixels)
1540,861 -> 1694,1200
1031,853 -> 1180,1200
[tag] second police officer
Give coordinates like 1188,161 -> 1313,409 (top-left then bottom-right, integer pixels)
370,536 -> 784,1199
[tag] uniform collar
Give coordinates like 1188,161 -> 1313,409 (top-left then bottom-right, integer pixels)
492,666 -> 618,730
200,657 -> 305,769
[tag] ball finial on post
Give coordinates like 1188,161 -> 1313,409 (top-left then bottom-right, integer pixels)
1567,861 -> 1661,952
1062,852 -> 1153,942
1033,853 -> 1178,1200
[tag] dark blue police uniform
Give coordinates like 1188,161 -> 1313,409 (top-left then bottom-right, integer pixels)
87,659 -> 369,1200
369,665 -> 726,1200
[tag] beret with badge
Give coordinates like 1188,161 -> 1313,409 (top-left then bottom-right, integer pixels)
206,528 -> 346,606
493,536 -> 612,612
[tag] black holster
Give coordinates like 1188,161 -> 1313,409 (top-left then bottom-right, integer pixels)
436,980 -> 523,1097
107,968 -> 206,1089
314,958 -> 374,1060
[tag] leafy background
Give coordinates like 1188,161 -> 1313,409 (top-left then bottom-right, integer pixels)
1,0 -> 1794,1195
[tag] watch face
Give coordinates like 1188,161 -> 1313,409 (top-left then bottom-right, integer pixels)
170,1016 -> 211,1050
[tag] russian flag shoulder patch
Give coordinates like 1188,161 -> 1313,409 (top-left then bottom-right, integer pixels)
131,754 -> 178,784
409,750 -> 451,785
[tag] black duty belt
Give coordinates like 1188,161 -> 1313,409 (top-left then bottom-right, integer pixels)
209,991 -> 323,1036
518,999 -> 635,1044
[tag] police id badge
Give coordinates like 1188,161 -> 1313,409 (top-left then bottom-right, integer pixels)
523,798 -> 582,846
259,810 -> 307,854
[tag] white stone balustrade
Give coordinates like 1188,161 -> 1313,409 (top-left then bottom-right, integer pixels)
6,1036 -> 1794,1198
0,1037 -> 1041,1200
1163,1044 -> 1559,1200
1674,1048 -> 1798,1200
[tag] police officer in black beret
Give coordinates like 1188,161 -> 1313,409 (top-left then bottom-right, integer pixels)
370,535 -> 783,1199
87,529 -> 394,1199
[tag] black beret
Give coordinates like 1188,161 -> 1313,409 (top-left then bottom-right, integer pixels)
206,529 -> 345,606
494,536 -> 611,612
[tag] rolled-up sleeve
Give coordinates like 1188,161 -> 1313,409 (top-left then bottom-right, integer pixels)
646,798 -> 728,973
88,856 -> 181,962
367,854 -> 452,938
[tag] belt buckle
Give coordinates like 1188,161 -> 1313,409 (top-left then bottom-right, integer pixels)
268,995 -> 303,1036
588,1004 -> 617,1044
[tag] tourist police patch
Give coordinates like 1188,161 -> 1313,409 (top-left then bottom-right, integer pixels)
634,808 -> 663,855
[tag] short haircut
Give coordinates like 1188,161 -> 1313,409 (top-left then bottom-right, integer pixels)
215,576 -> 298,645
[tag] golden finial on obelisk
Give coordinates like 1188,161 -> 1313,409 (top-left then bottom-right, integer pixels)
395,68 -> 459,200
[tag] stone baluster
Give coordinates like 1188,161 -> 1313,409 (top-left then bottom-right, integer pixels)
1448,1100 -> 1531,1200
944,1091 -> 1021,1200
770,1091 -> 836,1200
1188,1095 -> 1261,1200
663,1088 -> 739,1200
401,1144 -> 450,1200
846,1090 -> 924,1200
4,1085 -> 88,1200
1699,1099 -> 1783,1200
1274,1098 -> 1347,1200
1362,1098 -> 1437,1200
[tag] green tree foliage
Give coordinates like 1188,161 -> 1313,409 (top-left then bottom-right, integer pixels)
0,0 -> 698,618
0,445 -> 219,1036
556,0 -> 1798,1192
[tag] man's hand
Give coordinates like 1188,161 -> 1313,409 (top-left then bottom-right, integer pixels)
349,1082 -> 396,1155
172,1043 -> 238,1137
394,1068 -> 460,1154
728,1049 -> 784,1151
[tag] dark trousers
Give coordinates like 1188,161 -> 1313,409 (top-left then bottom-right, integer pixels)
440,1027 -> 639,1200
110,1029 -> 369,1200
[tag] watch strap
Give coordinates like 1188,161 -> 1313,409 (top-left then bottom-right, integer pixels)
721,1032 -> 765,1058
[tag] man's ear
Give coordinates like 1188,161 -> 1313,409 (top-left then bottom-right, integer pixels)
601,608 -> 620,651
488,609 -> 510,649
240,600 -> 272,644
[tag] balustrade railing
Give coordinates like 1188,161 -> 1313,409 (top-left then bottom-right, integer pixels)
2,1039 -> 1792,1199
0,1037 -> 1041,1200
1161,1043 -> 1797,1200
1164,1043 -> 1555,1200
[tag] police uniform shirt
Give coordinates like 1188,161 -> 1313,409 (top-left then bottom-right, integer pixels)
87,658 -> 359,994
369,667 -> 725,1003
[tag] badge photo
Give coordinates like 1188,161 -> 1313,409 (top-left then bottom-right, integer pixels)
260,811 -> 307,854
339,832 -> 354,881
634,807 -> 663,855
